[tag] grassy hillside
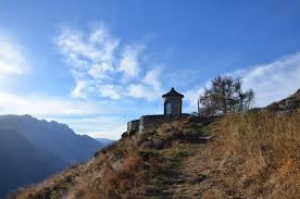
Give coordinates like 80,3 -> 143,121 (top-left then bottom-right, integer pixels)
9,111 -> 300,199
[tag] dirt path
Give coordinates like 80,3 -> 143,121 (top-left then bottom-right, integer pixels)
165,139 -> 227,199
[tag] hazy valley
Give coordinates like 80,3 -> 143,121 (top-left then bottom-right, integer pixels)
0,115 -> 107,198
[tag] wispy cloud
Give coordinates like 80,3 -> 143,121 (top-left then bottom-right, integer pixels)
126,84 -> 156,100
143,67 -> 161,89
72,80 -> 88,98
0,91 -> 97,115
49,116 -> 127,140
56,25 -> 118,72
0,32 -> 29,78
55,24 -> 119,98
242,52 -> 300,106
55,24 -> 164,101
185,52 -> 300,110
118,45 -> 143,81
184,87 -> 204,111
124,66 -> 163,100
99,84 -> 122,100
0,89 -> 130,139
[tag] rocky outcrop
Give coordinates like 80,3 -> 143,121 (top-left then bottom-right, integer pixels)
266,89 -> 300,111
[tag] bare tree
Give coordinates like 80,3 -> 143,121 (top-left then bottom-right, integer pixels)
199,76 -> 254,116
199,88 -> 215,117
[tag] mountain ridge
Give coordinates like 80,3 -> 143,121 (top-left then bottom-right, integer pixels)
0,114 -> 103,198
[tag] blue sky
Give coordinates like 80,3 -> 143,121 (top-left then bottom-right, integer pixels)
1,0 -> 300,139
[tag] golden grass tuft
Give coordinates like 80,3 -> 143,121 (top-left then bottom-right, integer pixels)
217,110 -> 300,198
101,145 -> 148,199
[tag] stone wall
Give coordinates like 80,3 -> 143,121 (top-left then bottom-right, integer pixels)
139,115 -> 165,133
126,113 -> 190,134
127,119 -> 140,134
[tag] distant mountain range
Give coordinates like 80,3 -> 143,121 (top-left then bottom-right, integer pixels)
0,114 -> 104,198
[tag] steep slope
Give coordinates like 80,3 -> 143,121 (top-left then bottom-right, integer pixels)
0,115 -> 103,198
10,111 -> 300,199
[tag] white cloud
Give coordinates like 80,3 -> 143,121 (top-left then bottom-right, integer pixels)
99,84 -> 122,100
143,67 -> 161,89
124,67 -> 164,101
89,24 -> 107,44
0,91 -> 97,116
46,116 -> 126,140
126,83 -> 160,101
56,26 -> 119,67
242,52 -> 300,107
184,87 -> 205,111
118,45 -> 143,80
55,25 -> 119,98
72,80 -> 88,98
185,52 -> 300,110
0,33 -> 28,78
88,63 -> 112,79
55,24 -> 163,101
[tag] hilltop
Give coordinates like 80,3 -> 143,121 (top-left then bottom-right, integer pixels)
9,109 -> 300,199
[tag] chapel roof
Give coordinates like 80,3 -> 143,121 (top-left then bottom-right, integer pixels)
162,87 -> 184,98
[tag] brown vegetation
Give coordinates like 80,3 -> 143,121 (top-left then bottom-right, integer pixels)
214,110 -> 300,198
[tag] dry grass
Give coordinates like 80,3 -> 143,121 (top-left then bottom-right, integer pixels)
101,150 -> 145,198
216,110 -> 300,198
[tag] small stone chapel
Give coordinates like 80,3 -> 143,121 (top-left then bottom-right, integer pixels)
162,87 -> 184,116
127,87 -> 187,134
